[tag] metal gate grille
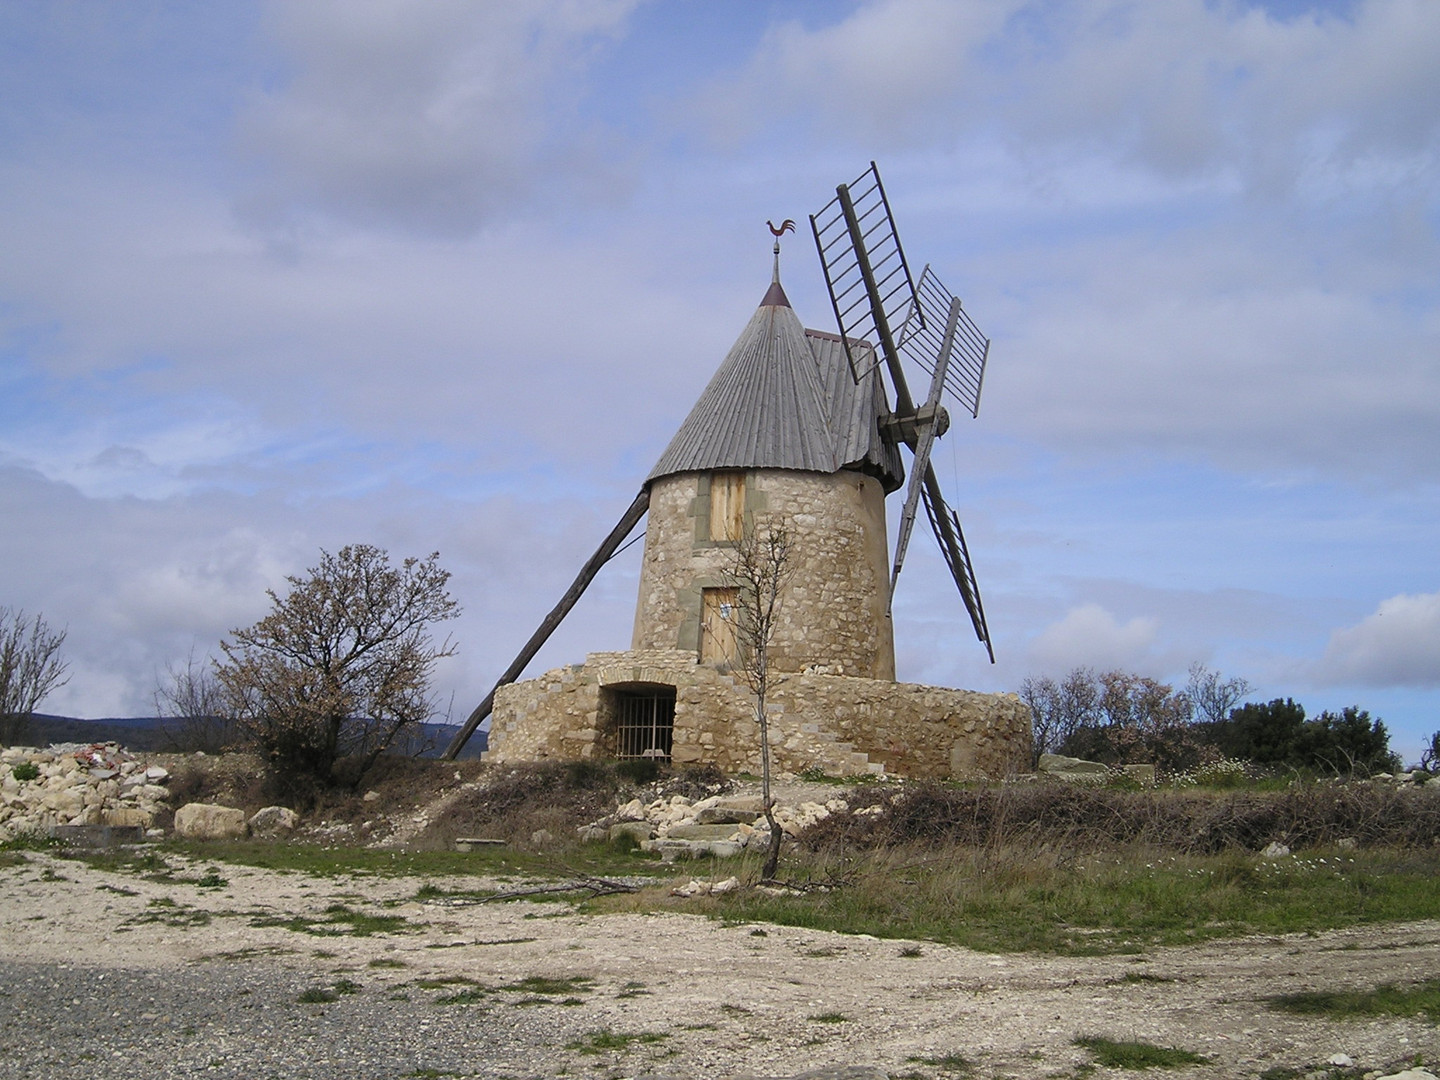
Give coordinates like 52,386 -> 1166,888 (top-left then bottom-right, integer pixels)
613,689 -> 676,760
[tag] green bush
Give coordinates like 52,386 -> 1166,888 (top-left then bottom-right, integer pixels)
1211,700 -> 1399,775
11,761 -> 39,782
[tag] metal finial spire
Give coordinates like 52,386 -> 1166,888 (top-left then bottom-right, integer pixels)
767,218 -> 795,282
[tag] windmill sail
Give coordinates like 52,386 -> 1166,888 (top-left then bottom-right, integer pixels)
810,162 -> 922,392
811,163 -> 996,663
901,266 -> 990,420
923,479 -> 994,663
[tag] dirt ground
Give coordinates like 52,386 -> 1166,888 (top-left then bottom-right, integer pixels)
3,839 -> 1437,1080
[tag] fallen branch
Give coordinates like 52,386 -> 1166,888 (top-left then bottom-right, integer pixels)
476,876 -> 640,903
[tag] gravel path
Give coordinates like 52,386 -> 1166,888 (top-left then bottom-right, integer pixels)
3,847 -> 1438,1079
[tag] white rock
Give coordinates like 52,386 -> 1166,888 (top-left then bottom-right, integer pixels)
174,802 -> 248,840
248,805 -> 300,837
1261,842 -> 1291,858
1328,1054 -> 1354,1067
144,765 -> 169,782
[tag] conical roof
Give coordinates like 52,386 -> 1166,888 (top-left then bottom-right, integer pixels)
647,274 -> 904,491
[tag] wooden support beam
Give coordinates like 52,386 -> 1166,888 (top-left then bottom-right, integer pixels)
441,487 -> 651,760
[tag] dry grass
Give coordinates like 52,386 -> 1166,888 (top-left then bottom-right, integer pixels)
800,780 -> 1440,855
413,760 -> 729,850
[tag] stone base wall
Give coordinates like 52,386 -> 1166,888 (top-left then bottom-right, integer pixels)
487,649 -> 1031,780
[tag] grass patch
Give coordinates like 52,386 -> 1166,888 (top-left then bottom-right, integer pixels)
413,976 -> 481,989
565,1029 -> 669,1055
1074,1036 -> 1211,1069
434,987 -> 490,1006
368,957 -> 408,968
124,897 -> 212,928
297,978 -> 360,1004
905,1053 -> 973,1073
198,945 -> 297,962
498,975 -> 593,996
251,903 -> 416,937
0,833 -> 64,853
1258,1066 -> 1368,1080
598,844 -> 1440,955
147,837 -> 658,881
810,1011 -> 847,1023
616,981 -> 651,998
1265,978 -> 1440,1021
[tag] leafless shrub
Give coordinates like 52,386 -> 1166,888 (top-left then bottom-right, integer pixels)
420,761 -> 628,849
0,607 -> 68,745
154,650 -> 241,754
800,781 -> 1440,855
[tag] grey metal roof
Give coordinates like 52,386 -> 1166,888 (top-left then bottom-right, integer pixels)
805,328 -> 905,492
647,279 -> 904,492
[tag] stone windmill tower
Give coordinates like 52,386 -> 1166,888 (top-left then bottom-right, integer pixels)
631,235 -> 902,683
445,172 -> 1030,779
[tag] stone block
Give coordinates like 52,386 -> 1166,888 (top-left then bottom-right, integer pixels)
248,805 -> 300,837
608,821 -> 655,843
174,802 -> 248,841
712,795 -> 764,813
666,823 -> 742,841
1038,753 -> 1108,775
102,806 -> 153,828
694,806 -> 757,825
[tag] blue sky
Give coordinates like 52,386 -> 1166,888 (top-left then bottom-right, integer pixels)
1,0 -> 1436,759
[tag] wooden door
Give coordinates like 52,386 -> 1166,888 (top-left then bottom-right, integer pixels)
700,587 -> 739,666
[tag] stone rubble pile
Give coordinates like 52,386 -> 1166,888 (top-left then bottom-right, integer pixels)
1370,771 -> 1433,786
0,743 -> 170,840
578,791 -> 851,859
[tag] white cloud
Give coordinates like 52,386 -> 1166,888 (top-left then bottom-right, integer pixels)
1026,602 -> 1160,673
1318,590 -> 1440,687
239,0 -> 641,234
698,0 -> 1440,195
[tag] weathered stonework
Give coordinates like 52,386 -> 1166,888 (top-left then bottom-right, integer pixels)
487,649 -> 1031,780
632,469 -> 895,681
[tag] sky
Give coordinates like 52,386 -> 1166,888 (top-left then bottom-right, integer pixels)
1,0 -> 1436,761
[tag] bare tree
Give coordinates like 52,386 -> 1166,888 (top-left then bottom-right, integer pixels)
1420,731 -> 1439,773
216,546 -> 460,785
717,524 -> 793,881
1097,670 -> 1192,734
1184,662 -> 1253,725
1020,667 -> 1100,764
154,648 -> 239,753
0,607 -> 69,746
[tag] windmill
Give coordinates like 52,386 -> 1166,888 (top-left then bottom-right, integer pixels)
810,161 -> 994,662
443,163 -> 995,760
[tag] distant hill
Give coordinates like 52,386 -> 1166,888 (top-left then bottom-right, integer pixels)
10,715 -> 487,758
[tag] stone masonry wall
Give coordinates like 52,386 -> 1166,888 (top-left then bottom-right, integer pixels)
631,469 -> 896,681
488,650 -> 1031,780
